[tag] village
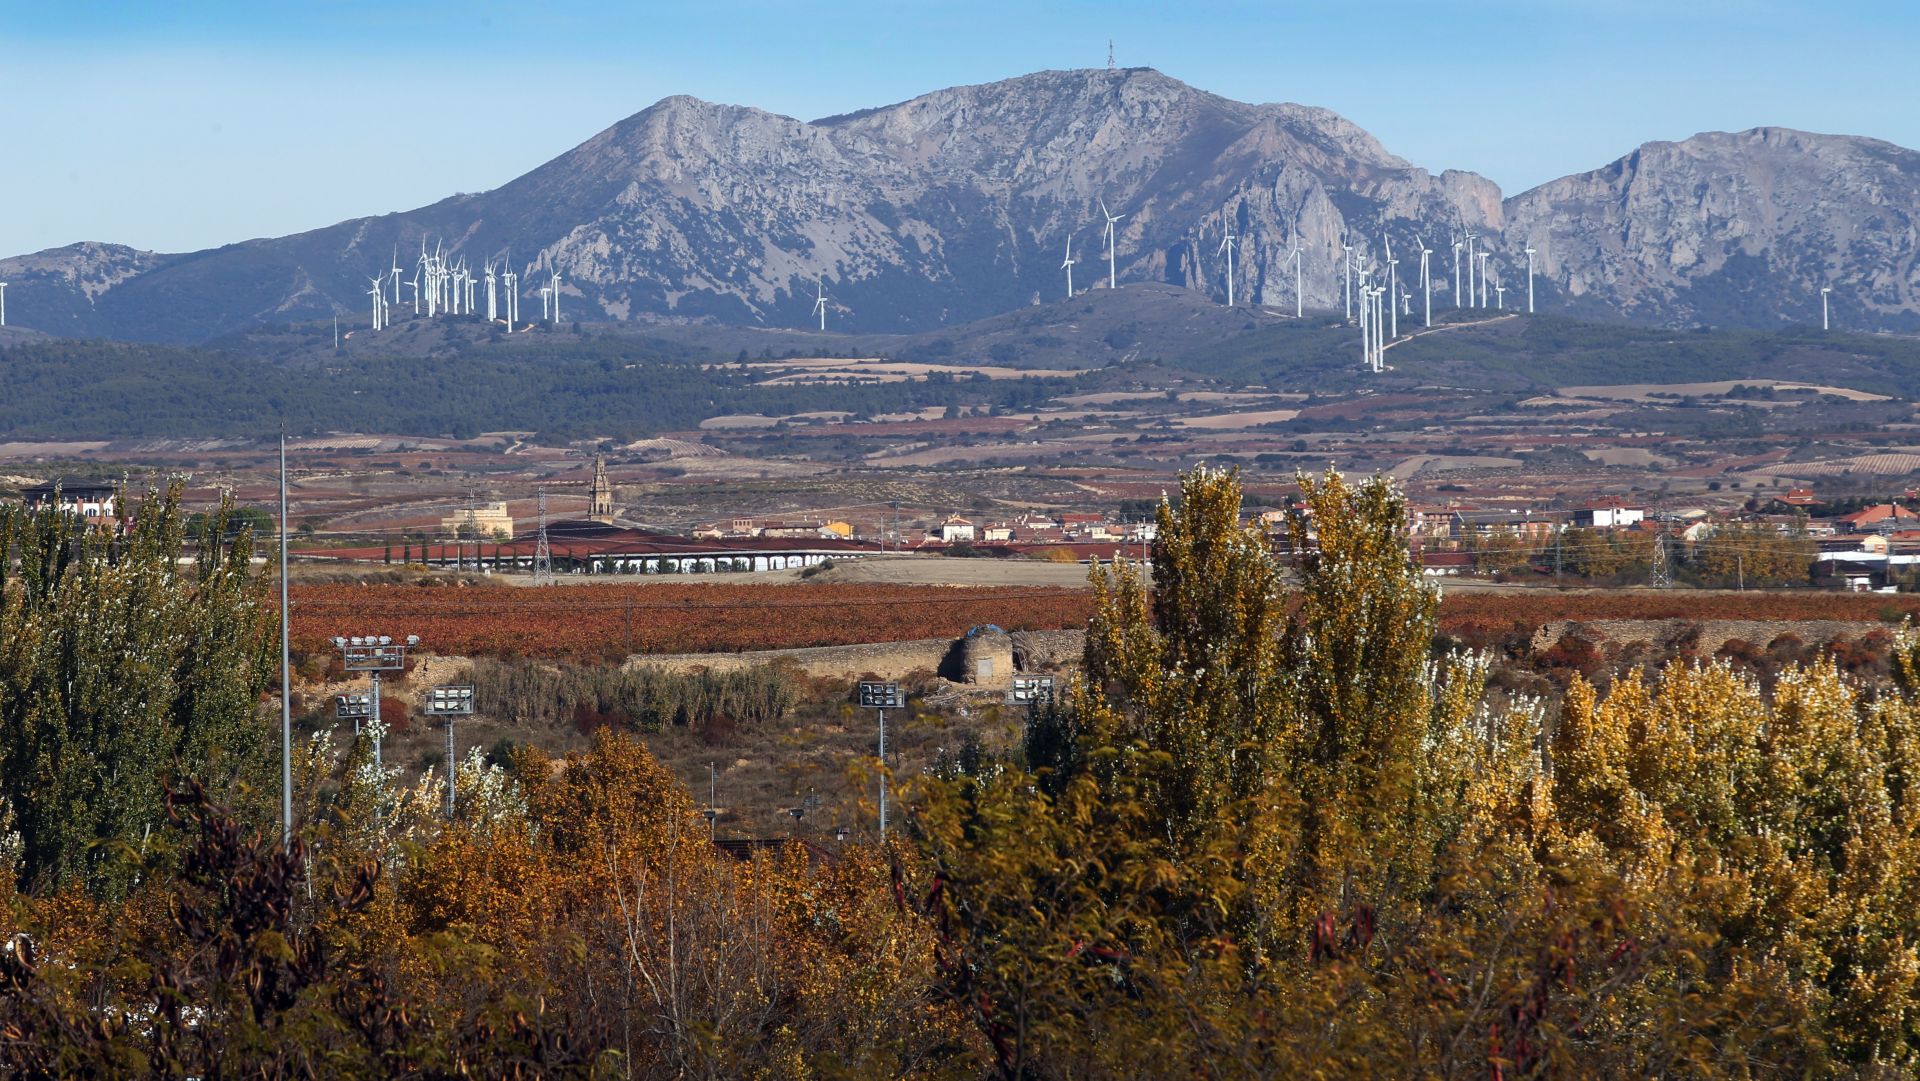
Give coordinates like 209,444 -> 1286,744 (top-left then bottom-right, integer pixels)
15,464 -> 1918,591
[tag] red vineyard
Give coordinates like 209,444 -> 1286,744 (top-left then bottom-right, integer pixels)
289,583 -> 1098,661
288,584 -> 1920,663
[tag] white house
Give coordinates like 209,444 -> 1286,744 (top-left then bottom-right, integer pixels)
940,515 -> 977,544
1574,498 -> 1645,529
22,478 -> 117,519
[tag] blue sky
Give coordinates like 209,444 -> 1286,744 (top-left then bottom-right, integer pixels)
2,1 -> 1914,254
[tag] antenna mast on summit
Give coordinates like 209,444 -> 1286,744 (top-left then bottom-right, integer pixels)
1107,39 -> 1116,70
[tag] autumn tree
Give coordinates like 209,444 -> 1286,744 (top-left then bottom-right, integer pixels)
1694,520 -> 1816,586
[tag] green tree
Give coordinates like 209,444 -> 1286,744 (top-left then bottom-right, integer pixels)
0,485 -> 278,896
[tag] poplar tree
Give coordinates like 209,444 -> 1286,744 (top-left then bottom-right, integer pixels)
0,484 -> 278,896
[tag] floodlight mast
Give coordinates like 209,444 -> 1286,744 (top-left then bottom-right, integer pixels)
332,632 -> 421,776
857,681 -> 904,838
423,684 -> 476,818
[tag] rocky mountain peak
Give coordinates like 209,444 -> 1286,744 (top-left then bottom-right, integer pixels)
5,74 -> 1917,342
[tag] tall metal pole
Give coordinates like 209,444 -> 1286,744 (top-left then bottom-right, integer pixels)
279,433 -> 293,844
877,707 -> 888,839
445,713 -> 456,818
371,671 -> 383,773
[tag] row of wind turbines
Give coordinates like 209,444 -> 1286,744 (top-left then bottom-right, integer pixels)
362,240 -> 564,334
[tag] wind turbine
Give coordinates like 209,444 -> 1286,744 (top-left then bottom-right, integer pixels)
1341,239 -> 1353,321
812,276 -> 829,331
1524,247 -> 1537,314
1417,235 -> 1433,328
1451,233 -> 1463,310
1384,234 -> 1398,339
1822,286 -> 1833,330
0,282 -> 7,327
390,246 -> 403,307
1290,235 -> 1304,319
539,286 -> 551,321
1218,214 -> 1238,307
1358,266 -> 1371,369
551,270 -> 562,323
485,262 -> 498,322
1061,235 -> 1076,298
1495,282 -> 1506,310
1477,250 -> 1492,308
367,275 -> 385,331
1100,198 -> 1125,290
1464,230 -> 1478,308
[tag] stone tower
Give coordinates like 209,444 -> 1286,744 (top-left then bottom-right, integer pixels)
587,454 -> 616,524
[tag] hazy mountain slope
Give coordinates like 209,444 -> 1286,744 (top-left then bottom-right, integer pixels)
3,70 -> 1916,342
1504,127 -> 1920,331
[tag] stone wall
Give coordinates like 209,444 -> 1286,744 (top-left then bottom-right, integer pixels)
631,637 -> 956,680
1010,630 -> 1087,671
631,628 -> 1089,684
1531,618 -> 1883,657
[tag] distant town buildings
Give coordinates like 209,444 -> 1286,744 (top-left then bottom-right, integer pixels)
439,501 -> 514,539
22,478 -> 116,519
1573,498 -> 1646,529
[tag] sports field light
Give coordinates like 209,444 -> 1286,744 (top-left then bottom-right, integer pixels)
1007,675 -> 1055,706
425,684 -> 475,818
857,681 -> 905,839
331,632 -> 420,775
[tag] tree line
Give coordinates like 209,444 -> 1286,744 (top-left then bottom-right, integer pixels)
7,469 -> 1920,1075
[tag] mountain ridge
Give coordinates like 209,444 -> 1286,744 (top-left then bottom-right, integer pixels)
3,67 -> 1914,342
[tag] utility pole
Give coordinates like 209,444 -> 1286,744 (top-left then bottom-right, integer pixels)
533,486 -> 553,585
279,433 -> 292,844
1650,530 -> 1672,589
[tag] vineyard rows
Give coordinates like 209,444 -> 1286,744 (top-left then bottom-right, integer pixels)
289,583 -> 1919,662
289,583 -> 1098,661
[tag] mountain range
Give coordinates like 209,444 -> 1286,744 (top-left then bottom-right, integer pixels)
6,67 -> 1919,343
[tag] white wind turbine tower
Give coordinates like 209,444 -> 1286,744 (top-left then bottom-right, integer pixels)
539,286 -> 551,321
1061,235 -> 1076,298
1384,234 -> 1398,339
1417,236 -> 1433,328
1341,239 -> 1353,321
0,281 -> 7,327
1358,266 -> 1371,368
1451,233 -> 1463,310
390,247 -> 404,308
1464,230 -> 1478,308
1218,214 -> 1238,307
1100,198 -> 1125,290
812,276 -> 829,331
1290,235 -> 1305,318
367,275 -> 385,331
507,267 -> 519,328
1477,250 -> 1492,308
1524,247 -> 1537,314
1822,286 -> 1833,330
485,262 -> 498,322
551,270 -> 563,323
1495,281 -> 1506,310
